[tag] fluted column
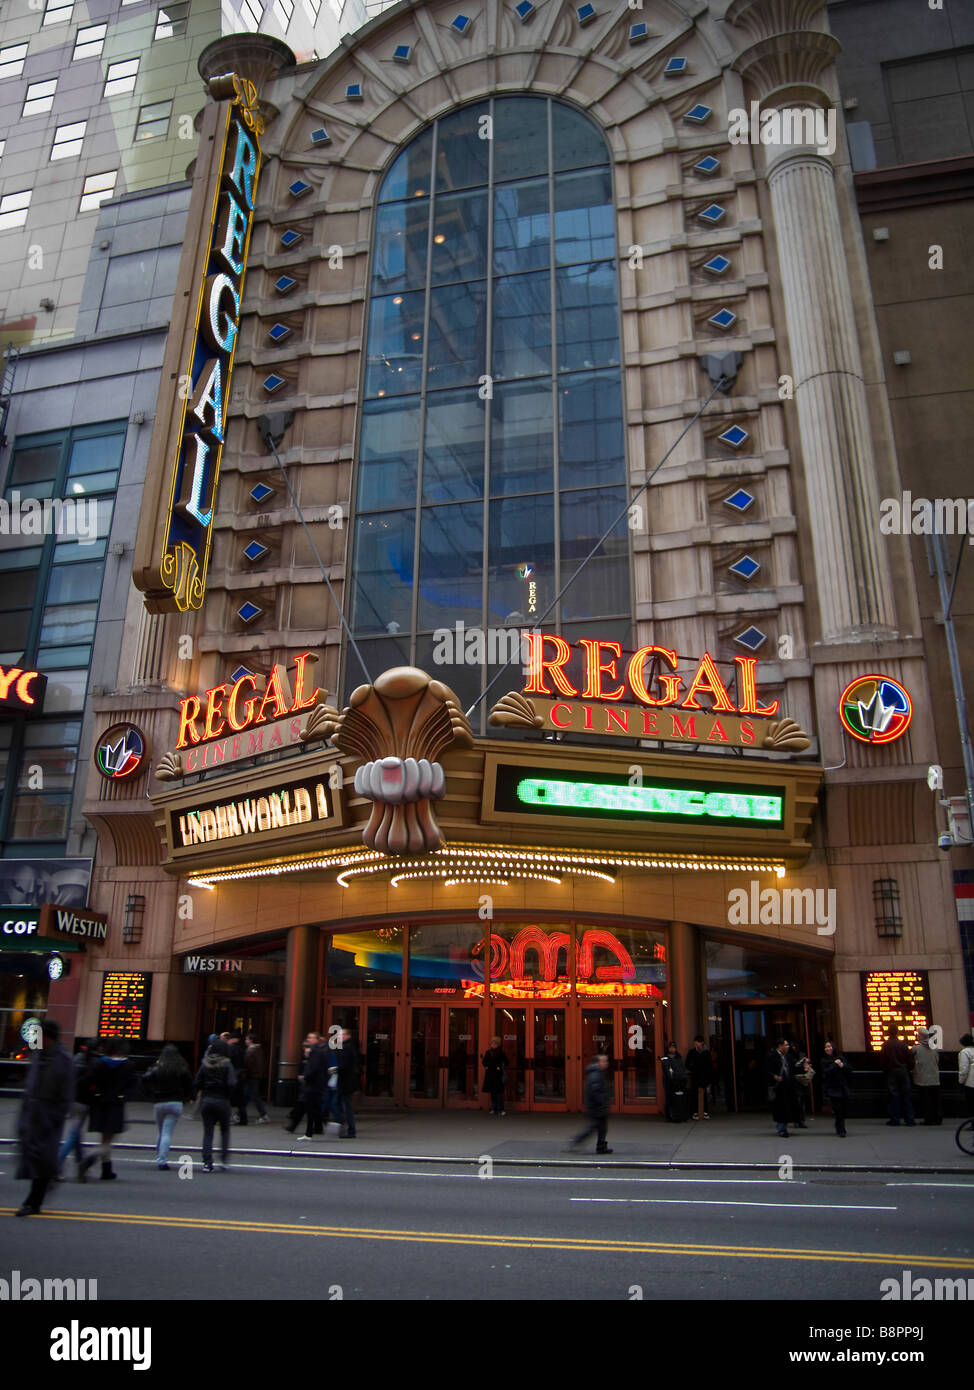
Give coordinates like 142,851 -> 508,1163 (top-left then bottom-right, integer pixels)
668,920 -> 698,1052
767,147 -> 895,638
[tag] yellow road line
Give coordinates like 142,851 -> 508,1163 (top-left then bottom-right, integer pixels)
4,1209 -> 973,1269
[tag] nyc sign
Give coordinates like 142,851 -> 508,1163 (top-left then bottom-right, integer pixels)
133,73 -> 263,613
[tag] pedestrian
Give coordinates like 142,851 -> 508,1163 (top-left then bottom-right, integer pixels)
241,1031 -> 270,1124
792,1046 -> 814,1128
565,1053 -> 612,1154
686,1034 -> 715,1119
482,1035 -> 508,1115
225,1031 -> 247,1124
143,1044 -> 194,1169
767,1038 -> 793,1138
880,1024 -> 916,1126
959,1033 -> 974,1115
16,1018 -> 74,1217
57,1038 -> 96,1178
820,1040 -> 853,1137
194,1038 -> 236,1172
79,1037 -> 134,1181
285,1033 -> 327,1138
334,1027 -> 361,1138
910,1028 -> 942,1125
661,1043 -> 689,1122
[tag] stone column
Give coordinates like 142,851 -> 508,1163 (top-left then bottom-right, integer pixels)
278,923 -> 318,1102
668,920 -> 699,1052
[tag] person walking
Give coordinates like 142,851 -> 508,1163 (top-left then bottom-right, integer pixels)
482,1036 -> 508,1116
16,1018 -> 74,1216
792,1047 -> 814,1129
661,1043 -> 689,1122
79,1037 -> 134,1181
143,1044 -> 194,1169
820,1040 -> 853,1137
241,1032 -> 270,1124
334,1028 -> 361,1138
910,1028 -> 942,1125
285,1033 -> 327,1138
57,1038 -> 96,1179
225,1031 -> 248,1125
565,1053 -> 613,1154
959,1033 -> 974,1115
768,1038 -> 793,1138
686,1034 -> 715,1119
880,1024 -> 916,1126
194,1039 -> 236,1172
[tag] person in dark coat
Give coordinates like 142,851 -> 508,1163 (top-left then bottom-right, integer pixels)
79,1037 -> 134,1181
880,1024 -> 916,1126
686,1035 -> 715,1119
565,1054 -> 613,1154
767,1038 -> 793,1138
284,1034 -> 327,1138
57,1038 -> 96,1178
16,1018 -> 75,1216
482,1036 -> 508,1116
241,1032 -> 269,1124
661,1043 -> 689,1122
820,1040 -> 853,1137
194,1039 -> 236,1171
334,1028 -> 361,1138
225,1031 -> 248,1124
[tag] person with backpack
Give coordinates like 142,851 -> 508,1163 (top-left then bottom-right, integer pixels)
194,1039 -> 236,1172
143,1044 -> 194,1169
910,1028 -> 942,1125
661,1043 -> 689,1122
820,1040 -> 853,1137
79,1037 -> 135,1182
959,1033 -> 974,1116
880,1023 -> 916,1126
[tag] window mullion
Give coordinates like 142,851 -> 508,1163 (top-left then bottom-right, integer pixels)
409,119 -> 438,669
548,97 -> 561,635
479,97 -> 495,735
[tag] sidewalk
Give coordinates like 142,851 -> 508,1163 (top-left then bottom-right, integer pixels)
2,1099 -> 971,1171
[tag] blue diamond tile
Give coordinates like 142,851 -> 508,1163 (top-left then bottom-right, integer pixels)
230,665 -> 255,684
684,103 -> 712,124
288,180 -> 312,198
393,43 -> 411,61
664,56 -> 687,74
719,424 -> 749,450
263,373 -> 286,393
694,154 -> 720,175
250,482 -> 275,504
577,2 -> 596,23
709,307 -> 737,330
698,202 -> 726,224
244,540 -> 268,563
280,228 -> 302,248
451,13 -> 471,31
310,126 -> 331,145
268,322 -> 291,343
515,0 -> 534,18
629,22 -> 648,42
703,253 -> 731,276
724,488 -> 754,512
274,275 -> 297,293
735,625 -> 767,651
237,601 -> 262,624
346,82 -> 363,100
729,554 -> 760,581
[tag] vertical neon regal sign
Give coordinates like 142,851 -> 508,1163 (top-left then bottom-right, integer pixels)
133,74 -> 263,612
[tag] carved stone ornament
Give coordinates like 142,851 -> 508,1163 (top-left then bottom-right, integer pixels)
299,701 -> 342,743
487,691 -> 543,729
328,667 -> 474,855
155,750 -> 184,781
762,718 -> 811,751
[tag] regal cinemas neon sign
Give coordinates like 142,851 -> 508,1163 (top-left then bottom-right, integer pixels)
133,74 -> 262,613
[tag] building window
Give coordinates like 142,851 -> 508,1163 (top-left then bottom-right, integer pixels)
72,23 -> 107,59
42,0 -> 73,24
240,0 -> 262,30
51,121 -> 86,160
23,79 -> 57,117
134,99 -> 172,141
0,189 -> 30,230
79,170 -> 118,212
154,2 -> 189,38
0,423 -> 125,852
349,96 -> 630,726
0,43 -> 29,81
273,0 -> 293,27
104,59 -> 139,97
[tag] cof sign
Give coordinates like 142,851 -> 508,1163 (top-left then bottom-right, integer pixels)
1,907 -> 40,939
133,74 -> 263,613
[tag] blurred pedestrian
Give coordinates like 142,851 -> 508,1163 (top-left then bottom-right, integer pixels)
335,1028 -> 361,1138
959,1033 -> 974,1116
16,1019 -> 74,1216
880,1024 -> 916,1126
482,1035 -> 508,1116
195,1039 -> 236,1172
225,1031 -> 247,1124
661,1043 -> 689,1122
792,1046 -> 814,1128
285,1033 -> 326,1138
79,1037 -> 134,1181
768,1038 -> 793,1138
241,1032 -> 270,1124
57,1038 -> 96,1178
820,1040 -> 853,1137
911,1028 -> 942,1125
686,1035 -> 715,1119
143,1044 -> 194,1169
565,1054 -> 612,1154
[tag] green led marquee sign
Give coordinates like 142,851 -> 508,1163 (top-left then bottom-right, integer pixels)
516,778 -> 783,822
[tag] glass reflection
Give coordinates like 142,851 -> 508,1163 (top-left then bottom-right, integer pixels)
493,271 -> 551,379
371,200 -> 430,295
423,390 -> 485,502
357,397 -> 419,511
487,494 -> 554,624
380,126 -> 433,203
350,512 -> 416,635
427,281 -> 486,388
431,190 -> 488,284
553,101 -> 608,171
493,96 -> 549,182
490,380 -> 553,497
556,262 -> 619,370
558,370 -> 624,489
554,170 -> 614,264
560,486 -> 629,620
364,291 -> 425,398
434,103 -> 489,192
493,178 -> 549,273
417,502 -> 484,629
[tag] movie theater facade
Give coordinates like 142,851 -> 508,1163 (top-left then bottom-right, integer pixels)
71,0 -> 969,1110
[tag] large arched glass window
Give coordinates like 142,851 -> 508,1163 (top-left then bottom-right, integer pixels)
348,96 -> 631,728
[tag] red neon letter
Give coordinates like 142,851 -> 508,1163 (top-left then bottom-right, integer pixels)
256,665 -> 290,723
627,646 -> 682,706
682,651 -> 736,712
0,666 -> 22,701
226,674 -> 259,731
523,633 -> 577,697
15,670 -> 38,705
176,696 -> 203,748
203,683 -> 229,741
291,652 -> 320,712
734,656 -> 779,716
549,703 -> 573,728
579,639 -> 625,700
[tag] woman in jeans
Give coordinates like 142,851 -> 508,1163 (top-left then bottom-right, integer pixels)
143,1045 -> 194,1170
194,1039 -> 236,1172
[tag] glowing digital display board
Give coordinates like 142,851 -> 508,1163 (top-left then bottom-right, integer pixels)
98,971 -> 152,1040
861,970 -> 931,1052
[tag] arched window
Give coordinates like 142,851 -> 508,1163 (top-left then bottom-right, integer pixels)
348,95 -> 631,727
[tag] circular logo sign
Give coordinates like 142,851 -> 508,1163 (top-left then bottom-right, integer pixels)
516,562 -> 533,579
839,674 -> 913,744
20,1017 -> 41,1049
95,723 -> 149,780
47,955 -> 64,981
